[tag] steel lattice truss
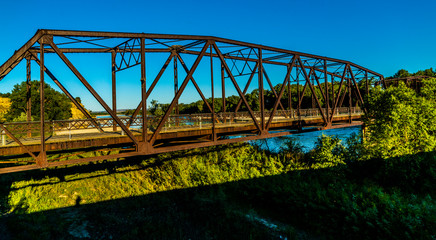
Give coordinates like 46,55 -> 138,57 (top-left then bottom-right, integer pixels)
0,30 -> 384,173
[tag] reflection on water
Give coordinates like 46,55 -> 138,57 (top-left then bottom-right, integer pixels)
250,126 -> 361,152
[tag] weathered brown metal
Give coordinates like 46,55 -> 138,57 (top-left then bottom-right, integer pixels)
348,69 -> 352,123
297,56 -> 328,125
265,56 -> 295,130
38,29 -> 383,77
140,38 -> 148,148
0,30 -> 44,80
330,65 -> 348,122
26,57 -> 32,137
311,69 -> 327,104
37,37 -> 48,167
176,53 -> 214,113
212,41 -> 262,132
0,30 -> 384,174
297,67 -> 302,130
324,59 -> 330,126
258,48 -> 265,132
28,52 -> 103,133
348,65 -> 366,113
150,42 -> 210,145
221,63 -> 226,114
127,52 -> 176,128
48,39 -> 140,147
233,63 -> 258,113
262,68 -> 288,116
210,45 -> 217,141
0,124 -> 37,160
112,51 -> 117,132
297,70 -> 310,107
174,53 -> 179,115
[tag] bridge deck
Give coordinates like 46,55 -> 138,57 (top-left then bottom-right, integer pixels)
0,113 -> 361,156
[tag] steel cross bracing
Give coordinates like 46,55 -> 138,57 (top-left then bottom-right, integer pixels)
0,30 -> 384,174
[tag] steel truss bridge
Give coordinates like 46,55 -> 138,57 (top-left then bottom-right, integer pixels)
0,30 -> 384,174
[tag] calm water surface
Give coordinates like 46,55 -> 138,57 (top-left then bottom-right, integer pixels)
250,126 -> 361,152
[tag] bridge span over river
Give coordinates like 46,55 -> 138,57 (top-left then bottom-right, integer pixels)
0,30 -> 384,173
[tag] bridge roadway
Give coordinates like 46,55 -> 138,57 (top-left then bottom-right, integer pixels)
0,108 -> 362,157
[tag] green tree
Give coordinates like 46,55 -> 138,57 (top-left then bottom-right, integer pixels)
5,80 -> 72,121
363,79 -> 436,158
149,99 -> 165,116
392,69 -> 411,78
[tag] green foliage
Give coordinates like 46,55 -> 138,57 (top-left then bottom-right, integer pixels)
234,150 -> 436,240
1,140 -> 435,239
392,69 -> 411,78
421,77 -> 436,101
363,80 -> 436,158
12,112 -> 34,122
306,135 -> 346,168
5,80 -> 72,121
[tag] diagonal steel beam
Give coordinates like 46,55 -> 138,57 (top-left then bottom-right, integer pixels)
127,52 -> 176,128
297,69 -> 311,107
338,82 -> 349,108
311,70 -> 327,104
297,57 -> 327,124
176,53 -> 214,113
212,41 -> 261,132
0,124 -> 37,160
47,38 -> 140,147
265,56 -> 296,130
0,30 -> 44,81
234,63 -> 258,113
28,51 -> 103,133
150,41 -> 210,145
263,68 -> 287,115
330,65 -> 348,122
348,65 -> 366,113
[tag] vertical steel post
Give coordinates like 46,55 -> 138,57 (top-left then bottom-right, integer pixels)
221,63 -> 226,122
331,74 -> 335,117
288,68 -> 292,117
324,59 -> 330,127
140,38 -> 147,146
258,48 -> 265,133
112,51 -> 117,132
38,37 -> 47,167
296,64 -> 301,130
26,57 -> 32,137
348,69 -> 352,123
174,54 -> 179,115
365,71 -> 369,97
210,45 -> 216,141
311,75 -> 315,109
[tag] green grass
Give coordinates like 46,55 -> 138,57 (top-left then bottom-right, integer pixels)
0,142 -> 435,239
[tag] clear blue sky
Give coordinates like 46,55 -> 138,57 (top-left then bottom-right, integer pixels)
1,0 -> 435,111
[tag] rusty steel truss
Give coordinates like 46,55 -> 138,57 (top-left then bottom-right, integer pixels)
0,29 -> 384,174
376,76 -> 426,92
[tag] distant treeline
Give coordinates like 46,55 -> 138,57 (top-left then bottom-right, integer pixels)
125,68 -> 436,116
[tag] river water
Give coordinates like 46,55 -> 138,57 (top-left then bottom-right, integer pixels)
250,126 -> 362,152
96,115 -> 361,152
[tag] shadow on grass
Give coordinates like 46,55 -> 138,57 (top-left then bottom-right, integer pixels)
0,170 -> 312,240
0,144 -> 246,191
0,150 -> 435,240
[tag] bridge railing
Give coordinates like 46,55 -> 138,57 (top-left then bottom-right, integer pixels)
0,107 -> 363,145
